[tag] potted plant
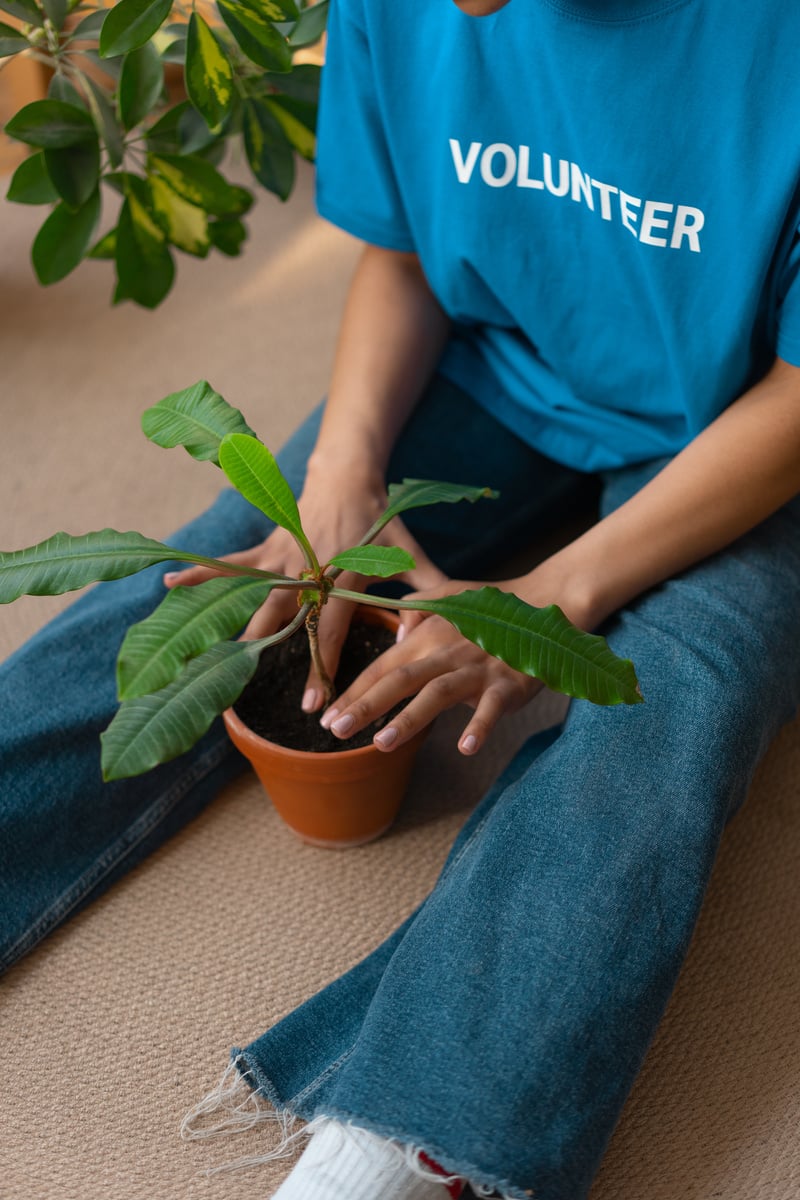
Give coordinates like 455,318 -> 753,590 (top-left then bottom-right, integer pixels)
0,381 -> 643,845
1,0 -> 327,306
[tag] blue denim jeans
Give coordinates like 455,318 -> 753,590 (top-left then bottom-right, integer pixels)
2,377 -> 799,1199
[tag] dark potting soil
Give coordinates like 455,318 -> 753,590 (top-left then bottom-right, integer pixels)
232,623 -> 401,752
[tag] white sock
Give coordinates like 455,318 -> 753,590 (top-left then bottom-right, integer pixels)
271,1119 -> 461,1200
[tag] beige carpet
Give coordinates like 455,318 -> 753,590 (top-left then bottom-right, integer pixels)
1,161 -> 799,1200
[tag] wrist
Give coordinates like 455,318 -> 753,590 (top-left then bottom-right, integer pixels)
304,445 -> 386,498
507,551 -> 609,633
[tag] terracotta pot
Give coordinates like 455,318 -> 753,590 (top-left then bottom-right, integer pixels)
223,607 -> 427,848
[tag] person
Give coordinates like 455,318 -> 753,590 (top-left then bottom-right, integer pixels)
3,0 -> 800,1196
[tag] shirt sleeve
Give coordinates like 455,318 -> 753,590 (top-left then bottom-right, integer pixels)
314,0 -> 416,252
774,213 -> 800,366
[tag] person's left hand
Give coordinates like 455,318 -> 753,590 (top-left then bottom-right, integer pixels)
319,579 -> 543,756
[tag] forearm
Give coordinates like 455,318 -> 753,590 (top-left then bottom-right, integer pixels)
306,244 -> 452,490
523,357 -> 800,628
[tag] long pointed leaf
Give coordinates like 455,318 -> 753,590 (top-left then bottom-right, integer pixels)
0,530 -> 187,600
117,576 -> 275,700
185,11 -> 234,134
142,381 -> 258,465
218,433 -> 314,564
411,587 -> 642,706
385,479 -> 497,521
0,529 -> 283,602
101,641 -> 262,780
328,545 -> 415,579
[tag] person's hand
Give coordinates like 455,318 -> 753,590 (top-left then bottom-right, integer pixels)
161,469 -> 447,711
319,578 -> 544,756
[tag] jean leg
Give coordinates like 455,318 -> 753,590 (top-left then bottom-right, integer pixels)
236,481 -> 800,1199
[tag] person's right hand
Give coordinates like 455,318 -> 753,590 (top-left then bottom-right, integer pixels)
162,466 -> 447,713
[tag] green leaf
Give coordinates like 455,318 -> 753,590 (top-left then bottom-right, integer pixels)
67,8 -> 107,40
101,641 -> 263,780
218,434 -> 312,559
159,33 -> 186,64
0,19 -> 27,56
185,10 -> 233,134
289,0 -> 328,48
148,174 -> 209,255
42,0 -> 68,30
329,545 -> 416,579
0,528 -> 187,601
117,576 -> 275,699
44,137 -> 100,208
263,94 -> 316,160
142,380 -> 258,465
217,0 -> 291,72
88,226 -> 116,258
6,151 -> 59,204
31,188 -> 100,283
208,216 -> 246,256
262,63 -> 321,105
146,101 -> 216,155
47,73 -> 87,108
0,1 -> 41,27
118,40 -> 163,130
382,479 -> 497,526
149,153 -> 251,216
103,168 -> 149,204
243,97 -> 295,201
259,0 -> 300,18
82,48 -> 122,82
5,98 -> 96,148
99,0 -> 172,58
114,193 -> 174,308
84,75 -> 125,168
412,588 -> 643,707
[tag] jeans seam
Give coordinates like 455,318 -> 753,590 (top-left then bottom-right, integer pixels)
0,736 -> 232,971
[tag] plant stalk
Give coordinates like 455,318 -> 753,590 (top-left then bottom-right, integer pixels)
305,604 -> 335,704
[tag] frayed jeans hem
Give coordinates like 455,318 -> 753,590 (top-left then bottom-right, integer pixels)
181,1049 -> 534,1199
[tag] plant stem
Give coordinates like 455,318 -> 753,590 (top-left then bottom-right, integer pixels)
305,604 -> 335,704
327,586 -> 427,611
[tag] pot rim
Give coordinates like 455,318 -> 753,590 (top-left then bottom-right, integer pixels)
222,702 -> 409,762
223,603 -> 418,762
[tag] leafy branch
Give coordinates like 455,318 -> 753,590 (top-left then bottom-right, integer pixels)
2,0 -> 327,305
0,381 -> 643,781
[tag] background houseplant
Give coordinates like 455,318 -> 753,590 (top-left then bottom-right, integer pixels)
0,379 -> 643,826
0,0 -> 327,306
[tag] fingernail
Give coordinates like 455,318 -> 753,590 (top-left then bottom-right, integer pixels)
163,572 -> 178,585
396,623 -> 406,644
331,713 -> 355,736
461,734 -> 478,754
374,726 -> 398,749
320,707 -> 339,730
302,688 -> 319,713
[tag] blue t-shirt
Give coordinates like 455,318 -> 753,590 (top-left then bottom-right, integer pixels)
315,0 -> 800,471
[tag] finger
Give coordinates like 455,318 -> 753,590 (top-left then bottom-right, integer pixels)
323,654 -> 475,743
456,685 -> 516,756
396,610 -> 429,643
243,586 -> 299,641
370,668 -> 481,751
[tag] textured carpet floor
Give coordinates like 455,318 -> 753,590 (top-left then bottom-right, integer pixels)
1,161 -> 799,1200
